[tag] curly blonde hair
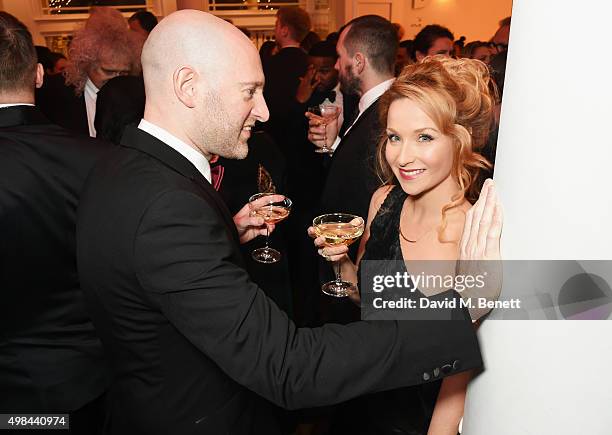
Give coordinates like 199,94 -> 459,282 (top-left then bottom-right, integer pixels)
376,56 -> 497,241
64,7 -> 144,95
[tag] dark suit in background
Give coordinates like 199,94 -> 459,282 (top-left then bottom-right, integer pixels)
0,106 -> 108,430
213,129 -> 293,317
35,74 -> 88,136
294,89 -> 359,327
262,46 -> 309,142
94,75 -> 146,145
262,46 -> 320,327
319,99 -> 382,233
317,99 -> 384,324
77,125 -> 482,435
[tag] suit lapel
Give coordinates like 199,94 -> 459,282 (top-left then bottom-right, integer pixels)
120,127 -> 240,246
334,99 -> 380,156
77,95 -> 89,135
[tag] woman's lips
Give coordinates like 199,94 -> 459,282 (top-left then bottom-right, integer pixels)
398,168 -> 426,180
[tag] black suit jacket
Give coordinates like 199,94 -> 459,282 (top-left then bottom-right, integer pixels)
262,47 -> 309,163
316,99 -> 384,324
262,47 -> 309,127
77,126 -> 482,435
320,99 -> 383,258
0,105 -> 108,412
213,130 -> 293,316
36,74 -> 89,136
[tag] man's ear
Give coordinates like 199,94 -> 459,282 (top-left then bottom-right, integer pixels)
173,66 -> 197,108
280,24 -> 290,39
35,63 -> 44,89
354,52 -> 366,74
415,50 -> 425,62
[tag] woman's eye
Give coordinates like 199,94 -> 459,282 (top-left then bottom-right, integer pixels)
387,133 -> 401,143
418,133 -> 434,142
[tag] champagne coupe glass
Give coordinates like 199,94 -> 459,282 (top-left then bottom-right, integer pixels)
307,104 -> 340,154
313,213 -> 365,297
249,193 -> 292,264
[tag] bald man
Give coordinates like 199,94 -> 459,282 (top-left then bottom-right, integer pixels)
77,10 -> 484,435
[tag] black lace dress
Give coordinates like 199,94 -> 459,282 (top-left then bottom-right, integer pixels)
338,186 -> 442,435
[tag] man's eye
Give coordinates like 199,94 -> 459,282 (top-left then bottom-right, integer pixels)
387,133 -> 401,143
418,134 -> 434,142
246,88 -> 257,97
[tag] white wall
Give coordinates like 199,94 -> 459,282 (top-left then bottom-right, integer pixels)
463,0 -> 612,433
336,0 -> 511,41
1,0 -> 45,45
396,0 -> 511,41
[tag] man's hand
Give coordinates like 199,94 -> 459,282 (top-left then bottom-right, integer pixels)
296,65 -> 319,103
233,199 -> 277,245
456,179 -> 504,320
306,112 -> 339,151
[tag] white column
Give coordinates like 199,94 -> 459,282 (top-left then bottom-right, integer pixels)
462,1 -> 612,434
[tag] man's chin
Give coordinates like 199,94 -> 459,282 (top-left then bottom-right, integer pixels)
218,143 -> 249,160
235,145 -> 249,160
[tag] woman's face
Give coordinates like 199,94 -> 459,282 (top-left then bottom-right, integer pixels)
385,98 -> 455,197
472,46 -> 492,64
427,37 -> 453,57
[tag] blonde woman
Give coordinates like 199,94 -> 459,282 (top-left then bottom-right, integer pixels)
310,56 -> 503,435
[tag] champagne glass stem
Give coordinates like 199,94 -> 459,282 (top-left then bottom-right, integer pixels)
334,260 -> 342,283
322,121 -> 328,151
264,223 -> 270,248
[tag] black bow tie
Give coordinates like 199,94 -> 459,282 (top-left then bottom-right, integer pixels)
325,90 -> 336,103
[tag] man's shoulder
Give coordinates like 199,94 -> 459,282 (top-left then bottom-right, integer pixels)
265,47 -> 308,73
341,110 -> 383,148
87,143 -> 202,202
0,120 -> 108,170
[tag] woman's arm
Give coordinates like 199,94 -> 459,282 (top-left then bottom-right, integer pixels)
347,185 -> 394,303
426,370 -> 472,435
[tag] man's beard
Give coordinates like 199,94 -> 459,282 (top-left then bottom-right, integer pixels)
197,91 -> 249,160
339,65 -> 361,97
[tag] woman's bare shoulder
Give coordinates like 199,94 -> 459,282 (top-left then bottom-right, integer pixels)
370,184 -> 395,214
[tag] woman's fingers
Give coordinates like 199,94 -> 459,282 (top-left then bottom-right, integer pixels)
460,206 -> 473,257
467,180 -> 492,254
318,245 -> 348,262
475,182 -> 497,255
484,200 -> 504,259
308,227 -> 351,260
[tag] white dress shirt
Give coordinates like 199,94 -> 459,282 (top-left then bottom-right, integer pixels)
330,77 -> 395,152
138,119 -> 212,184
84,78 -> 99,138
0,103 -> 35,108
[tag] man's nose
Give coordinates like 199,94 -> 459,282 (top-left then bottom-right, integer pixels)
253,93 -> 269,123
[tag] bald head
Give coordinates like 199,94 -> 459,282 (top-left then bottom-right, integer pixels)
142,10 -> 256,101
140,10 -> 269,160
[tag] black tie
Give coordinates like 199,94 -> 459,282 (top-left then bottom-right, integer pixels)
326,90 -> 336,103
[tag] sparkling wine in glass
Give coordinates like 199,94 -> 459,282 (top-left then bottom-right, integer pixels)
307,104 -> 340,154
249,193 -> 292,264
313,213 -> 365,297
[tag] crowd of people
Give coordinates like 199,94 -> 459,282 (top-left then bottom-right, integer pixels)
1,6 -> 505,435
